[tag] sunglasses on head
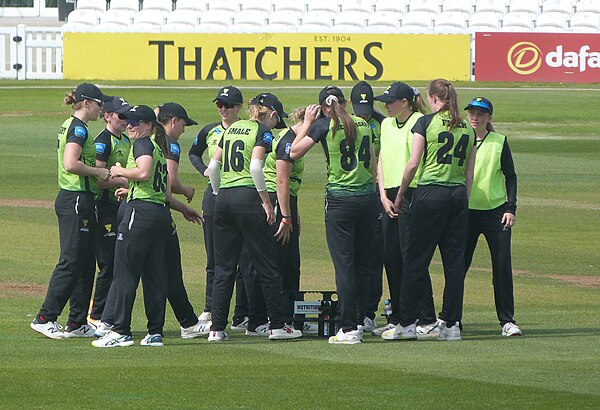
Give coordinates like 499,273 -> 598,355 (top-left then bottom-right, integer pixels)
216,100 -> 236,109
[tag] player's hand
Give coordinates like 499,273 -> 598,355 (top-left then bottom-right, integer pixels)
97,167 -> 110,182
115,187 -> 129,201
275,220 -> 292,245
182,206 -> 203,225
393,193 -> 404,213
110,163 -> 126,178
263,201 -> 275,225
382,197 -> 398,218
501,212 -> 515,230
304,104 -> 321,124
183,186 -> 195,203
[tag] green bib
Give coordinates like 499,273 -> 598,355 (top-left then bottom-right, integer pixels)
325,115 -> 375,197
127,136 -> 168,205
418,112 -> 475,187
469,132 -> 508,210
368,116 -> 382,160
380,112 -> 423,189
264,128 -> 304,197
57,117 -> 98,194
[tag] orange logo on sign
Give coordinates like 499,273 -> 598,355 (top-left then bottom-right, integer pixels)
507,42 -> 542,75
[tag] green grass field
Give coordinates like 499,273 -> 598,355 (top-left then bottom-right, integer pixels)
0,80 -> 599,409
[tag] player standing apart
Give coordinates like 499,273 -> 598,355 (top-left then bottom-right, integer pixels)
30,83 -> 111,339
464,97 -> 522,337
391,79 -> 476,342
206,93 -> 302,341
291,86 -> 377,345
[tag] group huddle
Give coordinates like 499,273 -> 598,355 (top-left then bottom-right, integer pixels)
29,78 -> 522,347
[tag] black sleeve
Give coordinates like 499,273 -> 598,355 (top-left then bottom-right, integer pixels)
188,123 -> 213,174
372,111 -> 386,125
500,137 -> 517,214
411,114 -> 428,136
254,124 -> 273,153
275,130 -> 295,162
66,120 -> 88,148
166,136 -> 181,164
94,129 -> 112,162
308,117 -> 330,143
133,137 -> 154,160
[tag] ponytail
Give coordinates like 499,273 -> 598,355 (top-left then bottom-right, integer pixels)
323,95 -> 356,145
153,122 -> 168,156
486,122 -> 495,132
428,78 -> 462,131
410,93 -> 428,115
64,92 -> 84,111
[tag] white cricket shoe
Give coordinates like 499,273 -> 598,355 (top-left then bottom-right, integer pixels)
208,330 -> 229,342
63,324 -> 96,338
181,320 -> 211,339
502,322 -> 523,337
92,331 -> 134,348
198,311 -> 212,322
87,318 -> 101,330
94,322 -> 114,337
417,319 -> 444,339
328,328 -> 362,345
245,323 -> 270,337
382,323 -> 418,341
372,323 -> 396,336
269,324 -> 302,340
230,316 -> 249,331
438,321 -> 462,341
140,334 -> 163,347
30,320 -> 64,339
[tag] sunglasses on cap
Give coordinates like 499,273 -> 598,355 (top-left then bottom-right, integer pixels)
467,99 -> 491,112
216,100 -> 236,109
82,95 -> 103,107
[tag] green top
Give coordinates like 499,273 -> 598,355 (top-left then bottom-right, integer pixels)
412,111 -> 475,187
308,115 -> 375,197
380,112 -> 423,189
127,136 -> 168,205
219,119 -> 273,189
367,112 -> 385,160
57,116 -> 98,194
95,128 -> 131,204
469,131 -> 508,210
264,128 -> 304,197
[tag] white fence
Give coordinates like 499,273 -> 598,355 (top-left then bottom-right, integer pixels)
0,25 -> 62,80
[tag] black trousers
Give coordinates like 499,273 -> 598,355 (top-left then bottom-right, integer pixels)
38,189 -> 96,326
365,199 -> 384,321
166,217 -> 198,329
202,185 -> 248,318
244,192 -> 301,329
381,187 -> 437,325
90,200 -> 119,320
210,187 -> 284,332
465,205 -> 516,326
399,185 -> 468,327
111,200 -> 171,336
324,193 -> 377,332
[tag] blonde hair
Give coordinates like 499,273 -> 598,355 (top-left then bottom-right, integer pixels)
321,96 -> 356,144
248,101 -> 274,123
64,92 -> 84,110
410,93 -> 428,115
289,107 -> 306,124
428,78 -> 462,130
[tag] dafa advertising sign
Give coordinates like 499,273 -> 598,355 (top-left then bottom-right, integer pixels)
63,33 -> 470,81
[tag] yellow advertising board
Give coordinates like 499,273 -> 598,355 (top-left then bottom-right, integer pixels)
63,33 -> 470,81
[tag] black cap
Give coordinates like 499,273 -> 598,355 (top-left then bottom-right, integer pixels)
251,93 -> 288,129
158,102 -> 198,126
73,83 -> 112,103
350,81 -> 374,116
118,105 -> 157,123
319,85 -> 345,104
212,86 -> 243,105
375,82 -> 416,103
464,97 -> 493,114
103,96 -> 133,114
